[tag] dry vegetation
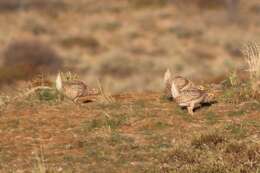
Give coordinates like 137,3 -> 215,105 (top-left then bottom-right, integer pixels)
0,0 -> 259,92
242,42 -> 260,94
0,0 -> 260,172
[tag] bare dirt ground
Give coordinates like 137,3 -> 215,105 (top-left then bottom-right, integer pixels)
0,90 -> 259,172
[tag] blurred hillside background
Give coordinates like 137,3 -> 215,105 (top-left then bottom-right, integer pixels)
0,0 -> 259,93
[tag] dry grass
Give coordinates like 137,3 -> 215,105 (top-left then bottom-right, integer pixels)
0,0 -> 258,92
32,147 -> 48,173
60,71 -> 80,81
0,1 -> 260,172
0,5 -> 254,90
242,42 -> 260,94
97,80 -> 115,103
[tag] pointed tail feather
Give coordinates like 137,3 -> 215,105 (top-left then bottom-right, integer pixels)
56,72 -> 63,91
164,68 -> 172,85
164,68 -> 173,98
171,81 -> 180,98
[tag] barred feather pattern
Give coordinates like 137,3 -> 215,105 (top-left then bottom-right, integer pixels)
173,76 -> 194,91
62,80 -> 87,100
56,72 -> 100,103
175,89 -> 205,107
173,85 -> 215,115
163,69 -> 195,99
62,81 -> 100,100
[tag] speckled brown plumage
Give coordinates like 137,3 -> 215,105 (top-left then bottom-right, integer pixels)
56,72 -> 99,103
164,69 -> 194,99
171,82 -> 214,115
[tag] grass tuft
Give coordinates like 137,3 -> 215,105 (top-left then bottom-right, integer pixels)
191,131 -> 226,149
225,142 -> 247,154
168,147 -> 199,164
97,80 -> 115,104
242,42 -> 260,95
32,147 -> 49,173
